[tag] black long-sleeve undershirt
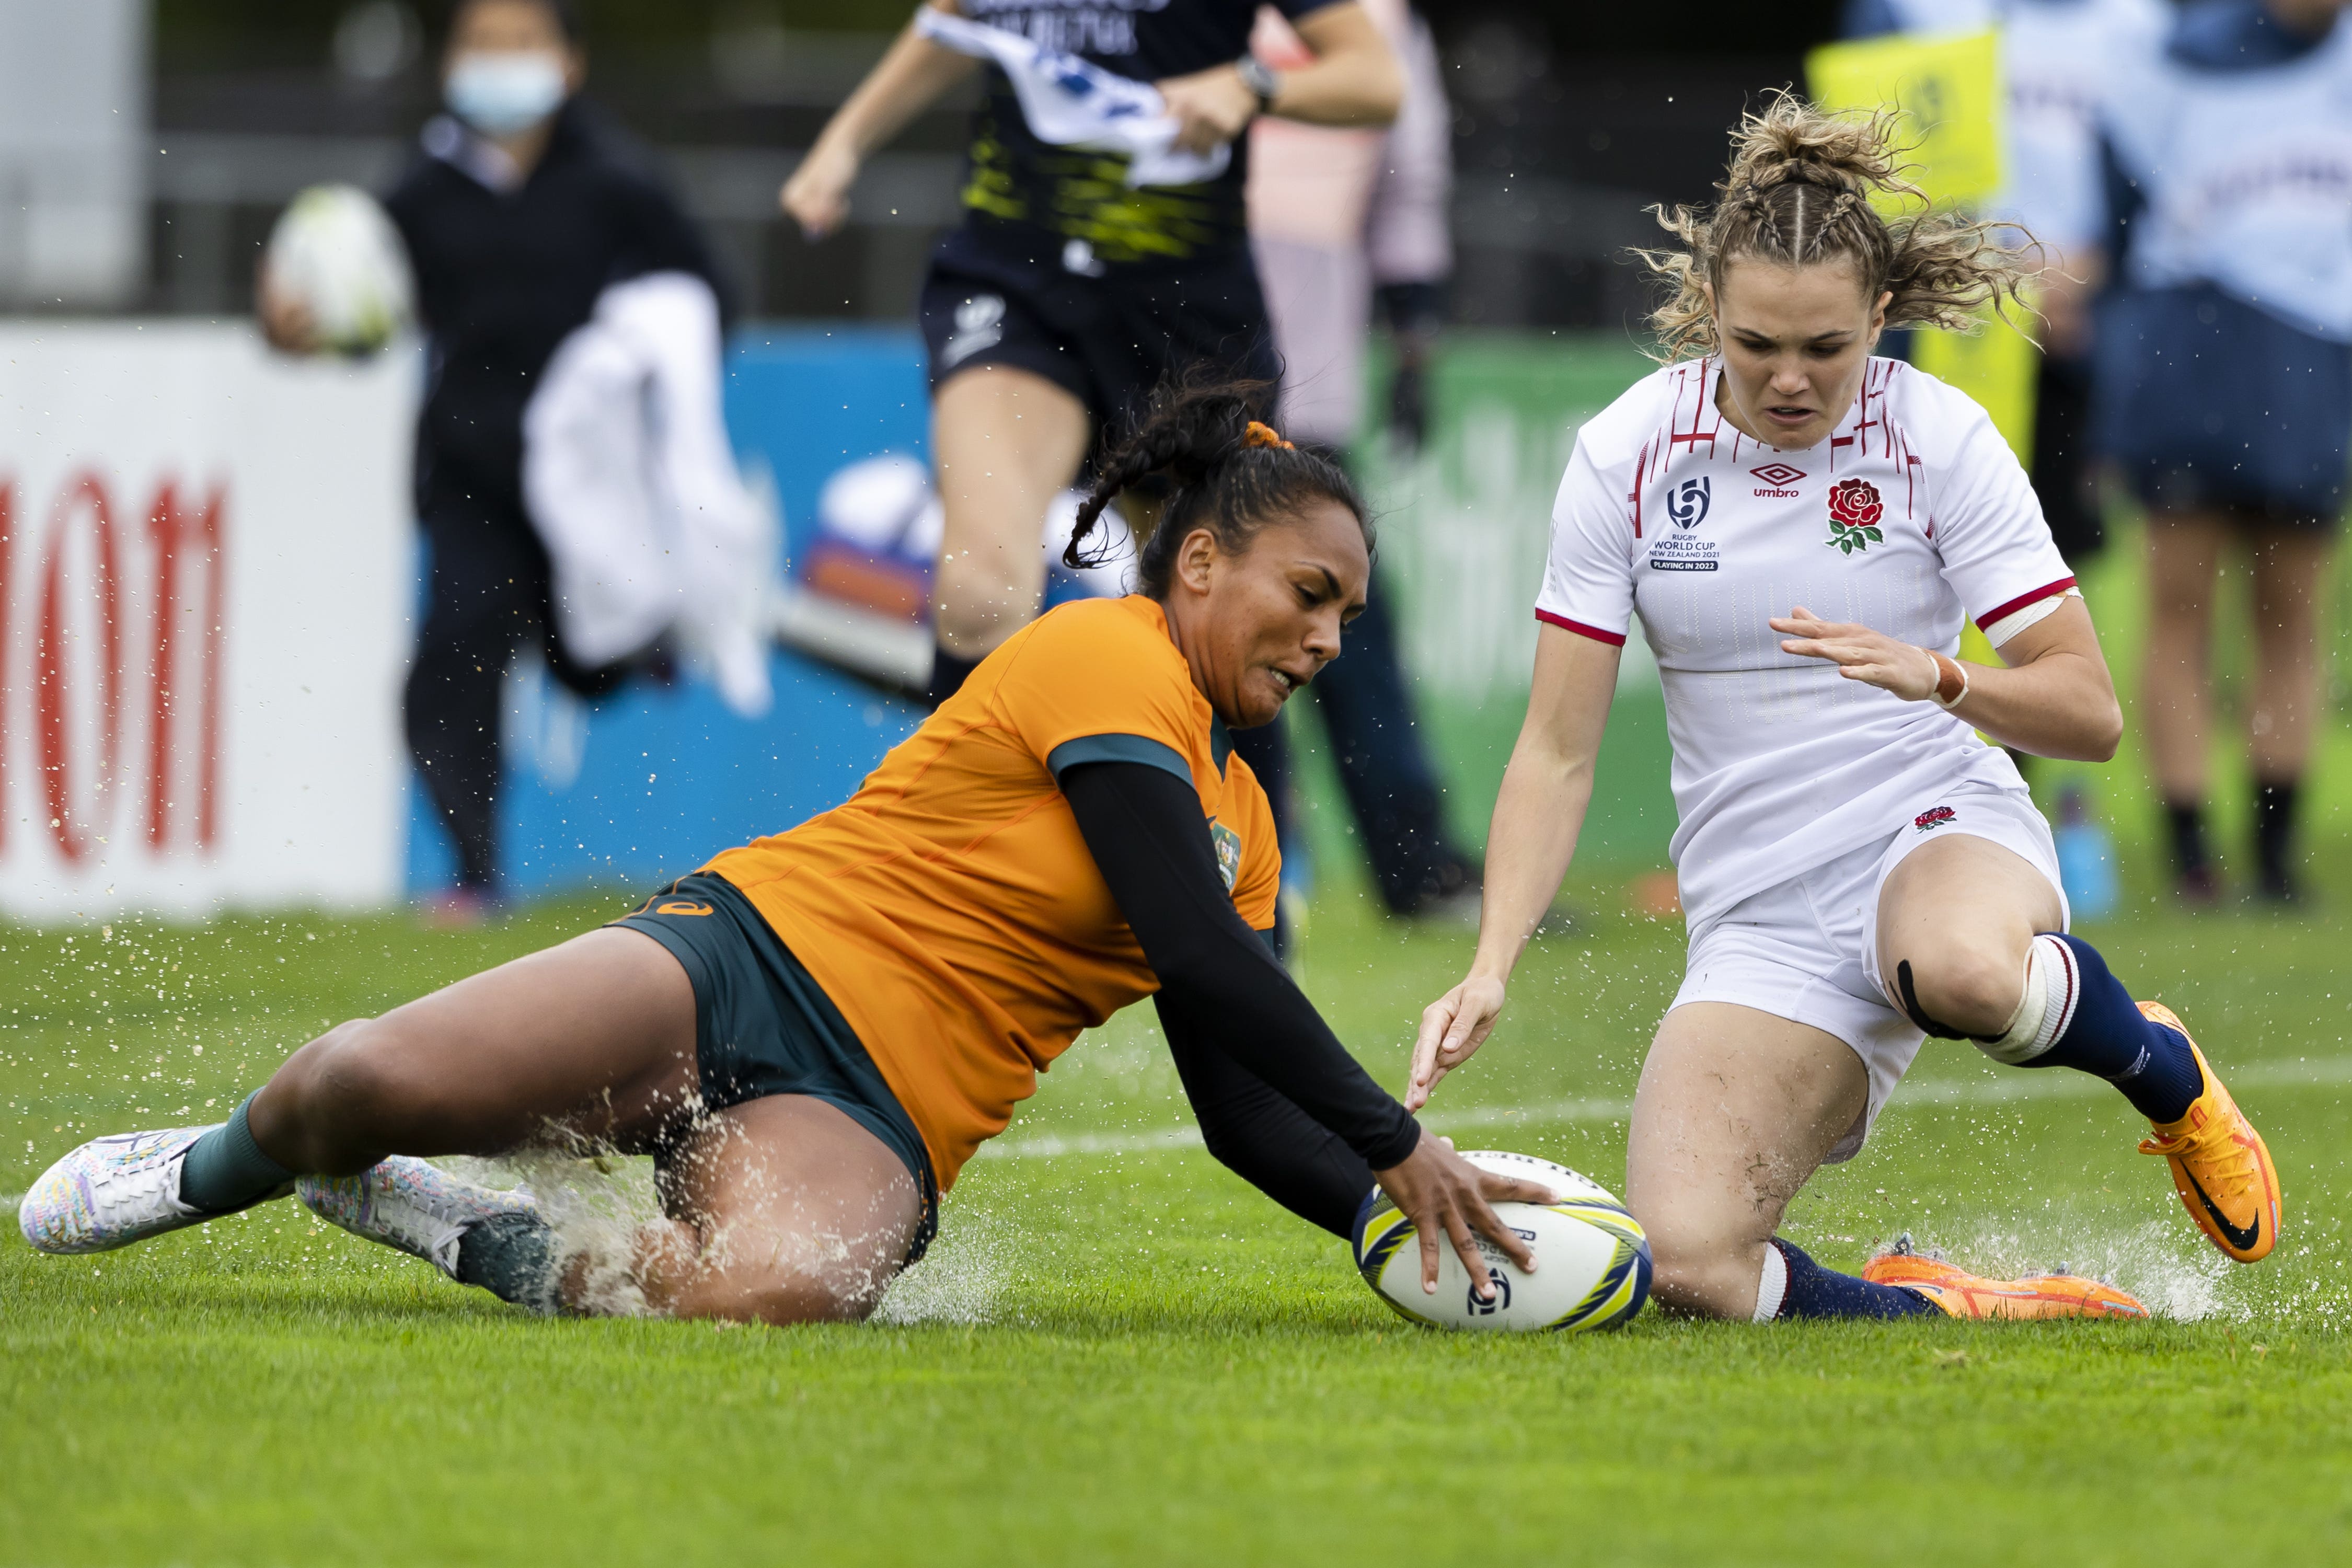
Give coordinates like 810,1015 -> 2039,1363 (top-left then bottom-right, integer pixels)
1059,761 -> 1416,1235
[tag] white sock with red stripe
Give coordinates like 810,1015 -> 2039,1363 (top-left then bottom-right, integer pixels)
1979,934 -> 2203,1124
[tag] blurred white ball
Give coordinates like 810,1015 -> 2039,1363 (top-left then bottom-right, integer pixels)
817,454 -> 942,559
263,184 -> 414,356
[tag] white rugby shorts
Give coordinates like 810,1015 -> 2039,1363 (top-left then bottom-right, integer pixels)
1667,786 -> 2067,1164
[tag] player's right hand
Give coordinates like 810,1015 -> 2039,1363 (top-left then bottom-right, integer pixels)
1408,972 -> 1506,1111
1372,1132 -> 1549,1300
781,145 -> 859,239
255,261 -> 318,355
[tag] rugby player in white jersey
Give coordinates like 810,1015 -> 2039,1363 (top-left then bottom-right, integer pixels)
1407,96 -> 2283,1322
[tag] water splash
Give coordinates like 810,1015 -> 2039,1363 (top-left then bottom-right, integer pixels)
443,1150 -> 660,1317
1875,1207 -> 2240,1322
873,1202 -> 1013,1326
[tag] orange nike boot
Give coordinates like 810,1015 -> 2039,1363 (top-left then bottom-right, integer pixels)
2136,1004 -> 2281,1263
1862,1238 -> 2148,1320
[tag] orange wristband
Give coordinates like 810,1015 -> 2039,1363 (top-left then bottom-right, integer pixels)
1929,649 -> 1969,710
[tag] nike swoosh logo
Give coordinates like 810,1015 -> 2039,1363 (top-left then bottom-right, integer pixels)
2181,1164 -> 2263,1252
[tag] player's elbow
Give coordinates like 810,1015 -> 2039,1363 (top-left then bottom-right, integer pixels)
2060,696 -> 2123,763
2089,697 -> 2124,763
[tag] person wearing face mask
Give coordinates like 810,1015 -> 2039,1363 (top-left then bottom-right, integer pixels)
261,0 -> 729,921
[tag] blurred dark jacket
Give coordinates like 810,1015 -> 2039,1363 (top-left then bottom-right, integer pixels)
384,97 -> 728,513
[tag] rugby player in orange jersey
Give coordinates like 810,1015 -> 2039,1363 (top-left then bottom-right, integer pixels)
21,379 -> 1557,1323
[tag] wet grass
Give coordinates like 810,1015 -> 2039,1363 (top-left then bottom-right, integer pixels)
5,857 -> 2351,1565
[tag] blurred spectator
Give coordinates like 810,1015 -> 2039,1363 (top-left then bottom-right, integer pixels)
261,0 -> 729,919
2092,0 -> 2352,903
1841,0 -> 2167,567
1239,0 -> 1479,919
779,0 -> 1404,712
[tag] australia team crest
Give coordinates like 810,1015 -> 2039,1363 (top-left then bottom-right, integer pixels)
1824,478 -> 1885,556
1211,821 -> 1242,892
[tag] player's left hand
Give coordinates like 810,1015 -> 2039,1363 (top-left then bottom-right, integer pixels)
1371,1132 -> 1550,1299
1772,606 -> 1940,702
1158,64 -> 1260,154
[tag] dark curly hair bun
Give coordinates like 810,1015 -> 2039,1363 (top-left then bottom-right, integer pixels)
1068,374 -> 1369,598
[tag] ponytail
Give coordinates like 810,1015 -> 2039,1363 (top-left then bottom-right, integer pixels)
1638,90 -> 2040,361
1068,375 -> 1369,597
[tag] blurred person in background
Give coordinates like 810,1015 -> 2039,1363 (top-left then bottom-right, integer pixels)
1841,0 -> 2169,571
2091,0 -> 2352,904
262,0 -> 730,920
1239,0 -> 1479,922
780,0 -> 1403,711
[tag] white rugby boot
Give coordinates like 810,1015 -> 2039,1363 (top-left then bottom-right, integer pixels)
18,1126 -> 232,1254
296,1156 -> 539,1278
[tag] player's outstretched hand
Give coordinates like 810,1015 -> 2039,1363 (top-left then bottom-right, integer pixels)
1408,972 -> 1506,1111
1771,605 -> 1941,702
1373,1132 -> 1552,1299
781,145 -> 859,239
1157,64 -> 1259,154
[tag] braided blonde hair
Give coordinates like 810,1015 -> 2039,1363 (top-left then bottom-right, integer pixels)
1637,91 -> 2038,362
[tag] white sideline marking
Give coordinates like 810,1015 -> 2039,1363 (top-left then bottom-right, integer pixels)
979,1056 -> 2352,1161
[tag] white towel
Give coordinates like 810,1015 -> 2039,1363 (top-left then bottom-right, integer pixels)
523,271 -> 779,718
916,9 -> 1230,189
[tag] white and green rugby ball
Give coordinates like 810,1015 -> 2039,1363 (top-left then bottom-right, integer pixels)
263,183 -> 413,356
1352,1150 -> 1651,1333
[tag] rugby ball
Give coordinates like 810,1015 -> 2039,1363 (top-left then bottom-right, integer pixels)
1352,1150 -> 1650,1333
263,183 -> 413,355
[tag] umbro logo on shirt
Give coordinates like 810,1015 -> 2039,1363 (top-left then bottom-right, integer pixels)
1750,462 -> 1805,497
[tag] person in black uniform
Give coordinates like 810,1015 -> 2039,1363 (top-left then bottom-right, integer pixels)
780,0 -> 1402,709
262,0 -> 727,919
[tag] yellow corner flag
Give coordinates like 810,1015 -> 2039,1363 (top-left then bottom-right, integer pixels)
1805,28 -> 2004,209
1807,27 -> 2036,468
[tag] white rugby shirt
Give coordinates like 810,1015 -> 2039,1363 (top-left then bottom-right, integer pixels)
1534,356 -> 2076,933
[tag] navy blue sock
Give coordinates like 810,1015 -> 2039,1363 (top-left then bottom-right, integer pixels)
2022,935 -> 2204,1124
1767,1239 -> 1938,1320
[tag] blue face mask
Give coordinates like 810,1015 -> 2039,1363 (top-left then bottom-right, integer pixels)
444,51 -> 568,137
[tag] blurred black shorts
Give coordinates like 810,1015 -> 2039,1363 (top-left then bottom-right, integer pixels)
2096,284 -> 2350,530
612,871 -> 937,1263
918,223 -> 1279,435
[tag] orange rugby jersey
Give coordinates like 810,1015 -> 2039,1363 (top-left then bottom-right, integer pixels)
705,595 -> 1279,1188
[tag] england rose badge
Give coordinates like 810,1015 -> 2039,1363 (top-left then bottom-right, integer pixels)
1824,478 -> 1885,555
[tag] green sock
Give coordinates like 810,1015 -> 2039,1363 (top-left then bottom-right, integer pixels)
177,1092 -> 297,1214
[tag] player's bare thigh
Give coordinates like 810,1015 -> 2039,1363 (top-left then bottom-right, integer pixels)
1874,833 -> 2063,1042
630,1094 -> 925,1325
930,364 -> 1092,656
250,927 -> 700,1175
1624,1002 -> 1869,1319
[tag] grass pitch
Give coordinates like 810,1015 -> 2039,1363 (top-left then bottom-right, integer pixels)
5,851 -> 2352,1565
